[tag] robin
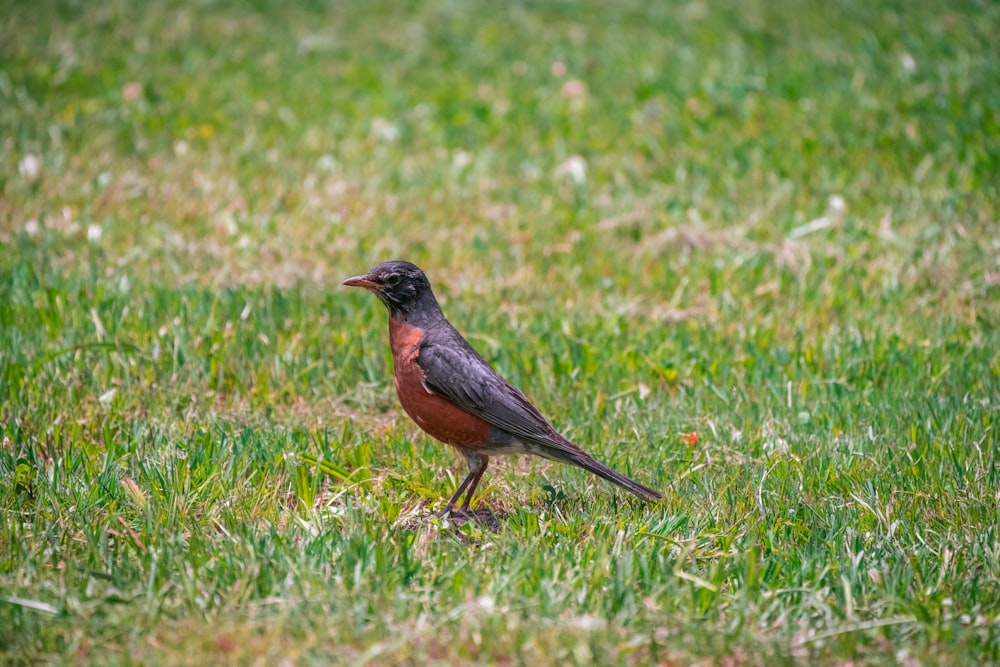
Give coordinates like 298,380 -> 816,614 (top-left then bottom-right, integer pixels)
343,260 -> 661,515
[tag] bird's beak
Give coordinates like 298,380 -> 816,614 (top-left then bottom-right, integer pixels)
342,274 -> 380,290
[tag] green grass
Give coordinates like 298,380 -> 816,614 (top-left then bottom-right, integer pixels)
2,0 -> 999,664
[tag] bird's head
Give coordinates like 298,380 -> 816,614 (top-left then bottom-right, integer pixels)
342,260 -> 435,316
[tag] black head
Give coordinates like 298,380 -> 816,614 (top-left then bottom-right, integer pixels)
342,260 -> 437,317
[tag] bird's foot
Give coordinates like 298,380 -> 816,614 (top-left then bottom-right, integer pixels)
431,506 -> 463,519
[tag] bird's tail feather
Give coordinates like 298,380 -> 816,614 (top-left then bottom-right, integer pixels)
569,453 -> 662,503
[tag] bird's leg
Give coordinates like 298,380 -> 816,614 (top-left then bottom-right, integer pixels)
458,453 -> 489,512
435,471 -> 477,517
434,451 -> 489,517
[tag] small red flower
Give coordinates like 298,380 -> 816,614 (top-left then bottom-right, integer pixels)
681,431 -> 700,445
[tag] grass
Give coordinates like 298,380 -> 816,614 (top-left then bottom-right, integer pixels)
1,0 -> 999,663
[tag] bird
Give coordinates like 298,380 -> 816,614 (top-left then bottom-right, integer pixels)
343,260 -> 661,515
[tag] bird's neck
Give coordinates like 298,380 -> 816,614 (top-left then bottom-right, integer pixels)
389,290 -> 446,329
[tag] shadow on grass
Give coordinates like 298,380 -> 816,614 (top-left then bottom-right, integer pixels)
398,507 -> 511,534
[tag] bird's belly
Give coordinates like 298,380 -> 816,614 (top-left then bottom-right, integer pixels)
393,362 -> 494,447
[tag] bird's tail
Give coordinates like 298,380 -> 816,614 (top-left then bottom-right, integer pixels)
570,454 -> 662,502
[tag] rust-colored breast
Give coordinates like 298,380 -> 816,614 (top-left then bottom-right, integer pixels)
388,316 -> 493,448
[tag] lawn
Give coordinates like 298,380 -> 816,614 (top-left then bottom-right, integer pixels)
2,0 -> 999,664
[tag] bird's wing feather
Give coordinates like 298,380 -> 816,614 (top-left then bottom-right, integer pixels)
418,336 -> 583,454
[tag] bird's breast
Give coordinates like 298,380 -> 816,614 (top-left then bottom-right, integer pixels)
387,316 -> 494,448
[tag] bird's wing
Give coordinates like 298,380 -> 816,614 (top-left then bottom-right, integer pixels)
417,335 -> 584,455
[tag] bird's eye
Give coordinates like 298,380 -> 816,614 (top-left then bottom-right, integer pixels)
386,274 -> 402,287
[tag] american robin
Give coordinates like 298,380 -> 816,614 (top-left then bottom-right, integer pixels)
343,260 -> 661,514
